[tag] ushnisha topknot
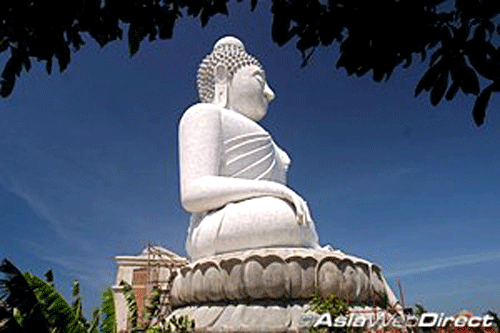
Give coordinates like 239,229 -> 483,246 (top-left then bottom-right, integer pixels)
197,36 -> 264,104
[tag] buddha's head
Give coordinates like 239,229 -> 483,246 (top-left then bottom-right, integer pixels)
197,36 -> 275,121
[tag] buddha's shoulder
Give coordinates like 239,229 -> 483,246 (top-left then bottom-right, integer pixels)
180,104 -> 255,125
179,103 -> 224,126
181,103 -> 223,118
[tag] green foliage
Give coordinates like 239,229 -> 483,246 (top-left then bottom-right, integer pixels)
0,259 -> 52,333
119,279 -> 195,333
143,286 -> 162,328
0,258 -> 197,333
72,280 -> 92,332
163,315 -> 195,333
24,272 -> 88,333
414,303 -> 426,317
413,303 -> 436,333
0,258 -> 104,333
143,314 -> 195,333
0,303 -> 23,332
307,292 -> 349,333
100,287 -> 116,333
44,270 -> 54,284
12,307 -> 23,327
88,308 -> 101,333
308,292 -> 349,319
119,280 -> 139,331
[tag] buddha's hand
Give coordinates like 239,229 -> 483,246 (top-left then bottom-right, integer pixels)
282,189 -> 313,226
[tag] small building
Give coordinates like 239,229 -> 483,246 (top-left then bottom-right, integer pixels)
112,246 -> 187,333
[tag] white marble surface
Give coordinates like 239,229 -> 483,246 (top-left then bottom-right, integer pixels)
179,37 -> 321,260
170,247 -> 399,308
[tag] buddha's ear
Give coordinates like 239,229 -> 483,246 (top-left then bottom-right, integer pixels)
213,64 -> 228,107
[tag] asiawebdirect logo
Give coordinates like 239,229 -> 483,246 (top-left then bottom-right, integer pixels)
310,312 -> 496,329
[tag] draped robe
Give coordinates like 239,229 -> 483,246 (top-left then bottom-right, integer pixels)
182,106 -> 320,260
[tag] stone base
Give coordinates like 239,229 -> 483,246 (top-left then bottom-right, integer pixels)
169,300 -> 312,333
169,247 -> 400,332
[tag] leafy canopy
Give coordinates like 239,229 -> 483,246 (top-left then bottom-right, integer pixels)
0,259 -> 111,333
1,0 -> 500,125
0,258 -> 195,333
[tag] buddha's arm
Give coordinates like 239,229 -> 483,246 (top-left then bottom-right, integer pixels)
179,104 -> 311,224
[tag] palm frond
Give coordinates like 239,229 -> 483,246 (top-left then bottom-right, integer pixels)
88,307 -> 100,333
167,315 -> 195,333
0,302 -> 23,333
72,280 -> 80,298
71,280 -> 89,331
143,286 -> 161,327
24,273 -> 87,333
100,287 -> 117,333
44,270 -> 54,285
120,281 -> 138,331
0,259 -> 51,333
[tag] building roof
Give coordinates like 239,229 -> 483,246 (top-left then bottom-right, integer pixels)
113,245 -> 187,266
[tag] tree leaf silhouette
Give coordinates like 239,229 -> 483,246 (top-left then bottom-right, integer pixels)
457,58 -> 480,95
415,61 -> 443,97
445,81 -> 460,100
472,85 -> 493,126
430,48 -> 443,66
0,75 -> 16,98
56,45 -> 71,72
128,24 -> 140,56
430,68 -> 448,106
0,0 -> 498,126
0,40 -> 9,53
251,0 -> 258,11
46,58 -> 53,75
271,2 -> 293,46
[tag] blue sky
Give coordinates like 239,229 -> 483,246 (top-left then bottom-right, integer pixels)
1,0 -> 500,317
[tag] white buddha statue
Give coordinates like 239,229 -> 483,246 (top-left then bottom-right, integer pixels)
179,36 -> 321,261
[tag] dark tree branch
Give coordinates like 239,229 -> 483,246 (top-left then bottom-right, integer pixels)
1,0 -> 499,126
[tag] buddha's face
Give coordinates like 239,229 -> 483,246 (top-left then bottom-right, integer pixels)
226,64 -> 275,121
